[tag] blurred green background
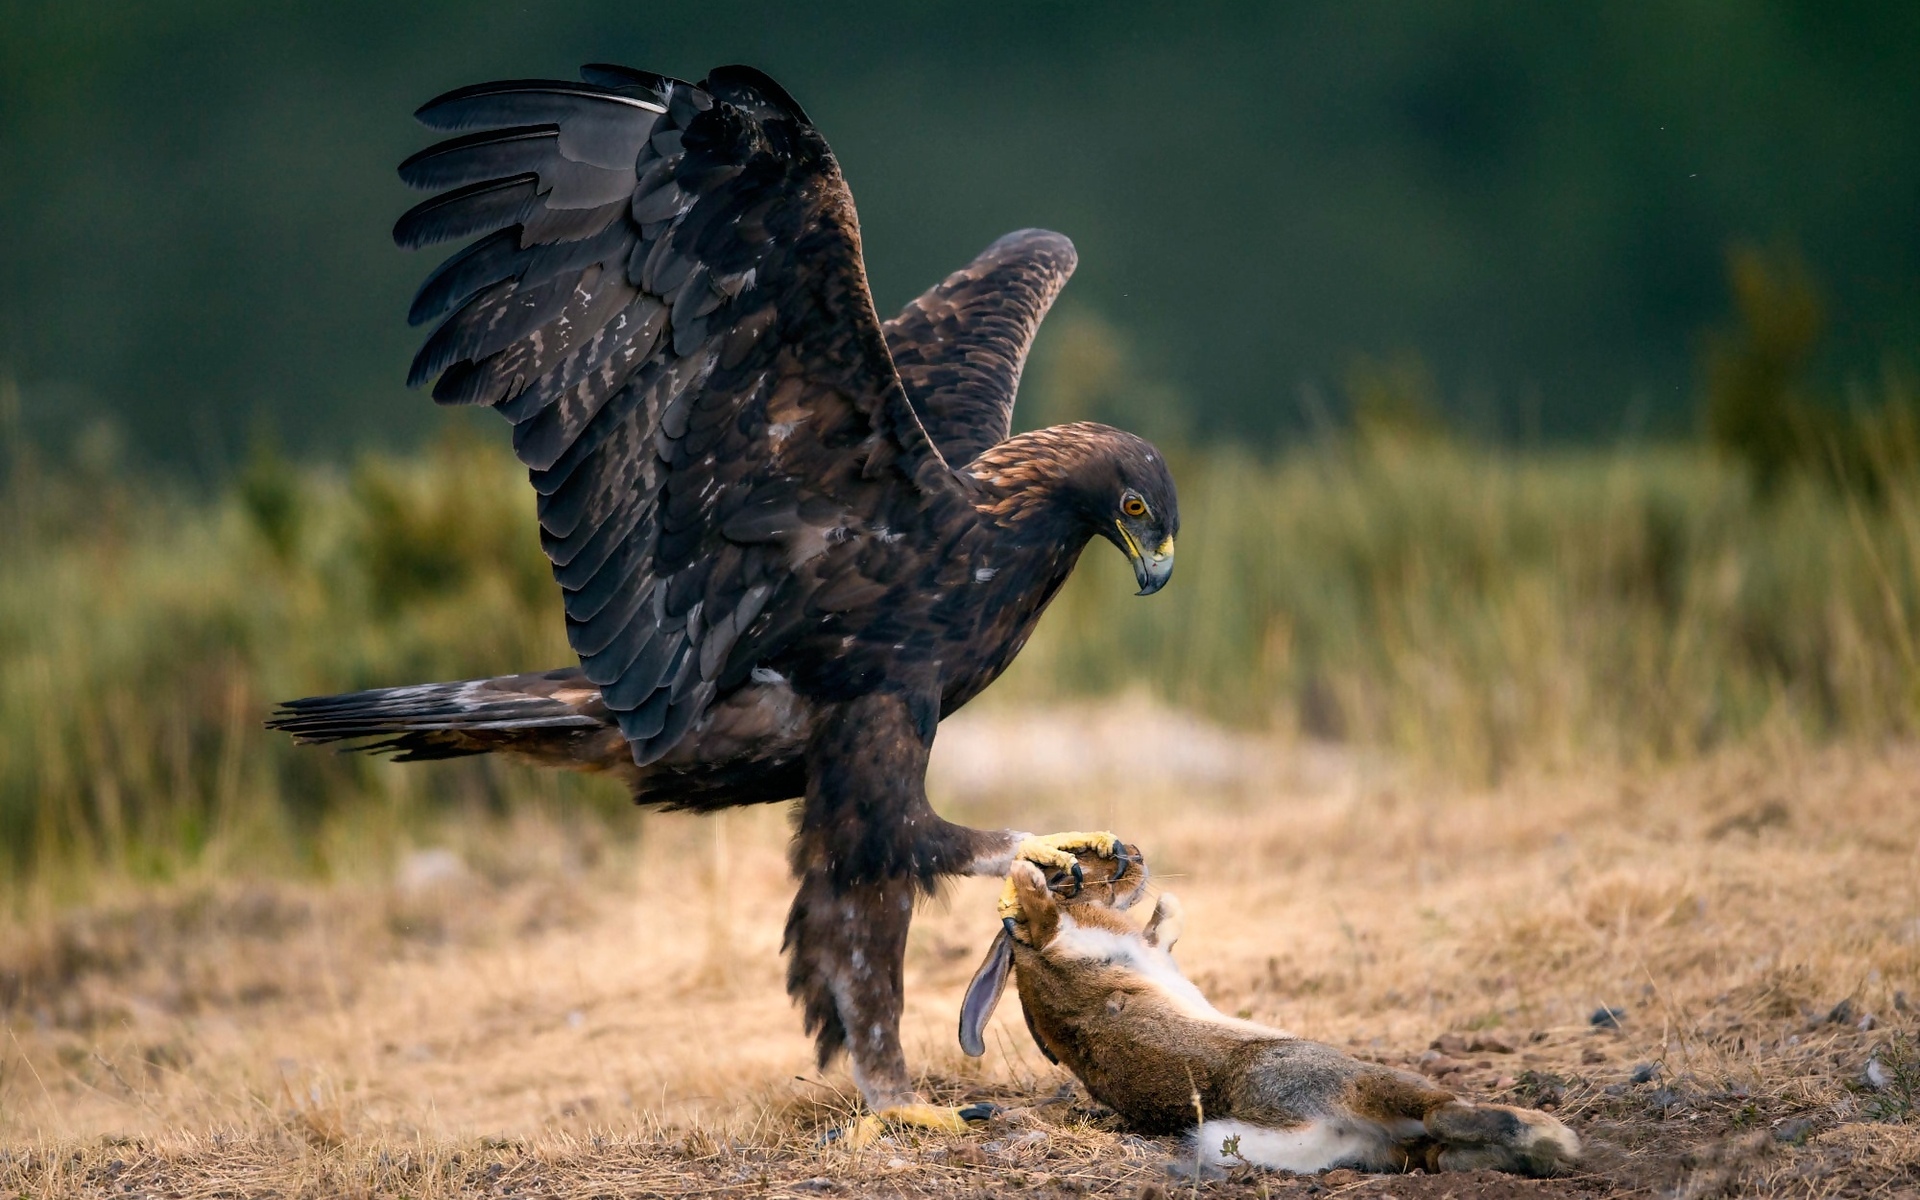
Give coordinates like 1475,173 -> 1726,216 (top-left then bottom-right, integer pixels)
3,3 -> 1919,896
5,1 -> 1919,466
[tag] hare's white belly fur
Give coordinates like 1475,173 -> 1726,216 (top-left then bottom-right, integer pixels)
1195,1117 -> 1424,1172
1050,918 -> 1282,1036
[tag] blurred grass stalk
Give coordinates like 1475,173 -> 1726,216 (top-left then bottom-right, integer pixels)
2,412 -> 1918,902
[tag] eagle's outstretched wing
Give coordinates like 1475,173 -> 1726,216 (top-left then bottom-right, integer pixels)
395,64 -> 956,764
883,229 -> 1077,466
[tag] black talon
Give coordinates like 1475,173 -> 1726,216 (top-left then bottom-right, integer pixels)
1068,861 -> 1084,896
1110,844 -> 1132,882
1002,916 -> 1017,937
957,1102 -> 1002,1123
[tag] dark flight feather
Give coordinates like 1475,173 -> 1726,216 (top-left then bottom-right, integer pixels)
397,125 -> 560,191
415,79 -> 666,134
578,63 -> 674,96
392,174 -> 541,249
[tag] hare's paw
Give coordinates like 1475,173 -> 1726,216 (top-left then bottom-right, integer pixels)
844,1102 -> 1000,1148
1426,1102 -> 1580,1177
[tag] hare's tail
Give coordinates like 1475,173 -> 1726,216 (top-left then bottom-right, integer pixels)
1192,1117 -> 1408,1174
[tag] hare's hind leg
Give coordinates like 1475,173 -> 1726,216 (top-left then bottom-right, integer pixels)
1424,1102 -> 1580,1176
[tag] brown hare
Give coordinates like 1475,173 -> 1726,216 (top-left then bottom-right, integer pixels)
960,862 -> 1580,1176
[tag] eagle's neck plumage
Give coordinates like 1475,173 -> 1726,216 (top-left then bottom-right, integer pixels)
932,423 -> 1126,716
962,422 -> 1129,538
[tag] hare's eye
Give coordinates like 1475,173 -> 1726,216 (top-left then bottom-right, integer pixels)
1122,495 -> 1148,518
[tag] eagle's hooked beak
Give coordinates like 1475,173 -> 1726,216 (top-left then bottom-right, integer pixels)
1118,526 -> 1175,596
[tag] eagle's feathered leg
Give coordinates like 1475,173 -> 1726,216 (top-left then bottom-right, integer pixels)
786,689 -> 964,1111
785,689 -> 1132,1125
782,689 -> 1011,1114
784,862 -> 918,1102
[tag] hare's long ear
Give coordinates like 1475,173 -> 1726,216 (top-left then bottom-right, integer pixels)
959,925 -> 1014,1057
1143,893 -> 1185,950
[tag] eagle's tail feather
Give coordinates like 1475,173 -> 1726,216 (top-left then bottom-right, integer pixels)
266,669 -> 615,765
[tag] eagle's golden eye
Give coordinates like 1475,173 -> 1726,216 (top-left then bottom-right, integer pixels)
1122,496 -> 1148,518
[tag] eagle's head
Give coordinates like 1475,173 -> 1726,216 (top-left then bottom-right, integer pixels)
1072,428 -> 1179,595
969,421 -> 1179,592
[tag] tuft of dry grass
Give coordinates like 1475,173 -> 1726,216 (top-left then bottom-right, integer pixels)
3,703 -> 1917,1197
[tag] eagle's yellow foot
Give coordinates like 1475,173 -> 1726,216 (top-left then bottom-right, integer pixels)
1016,830 -> 1121,870
999,831 -> 1125,920
843,1102 -> 997,1148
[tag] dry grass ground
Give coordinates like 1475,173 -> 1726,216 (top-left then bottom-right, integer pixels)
3,701 -> 1917,1198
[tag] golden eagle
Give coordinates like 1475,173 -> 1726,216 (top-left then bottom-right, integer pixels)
270,63 -> 1178,1129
